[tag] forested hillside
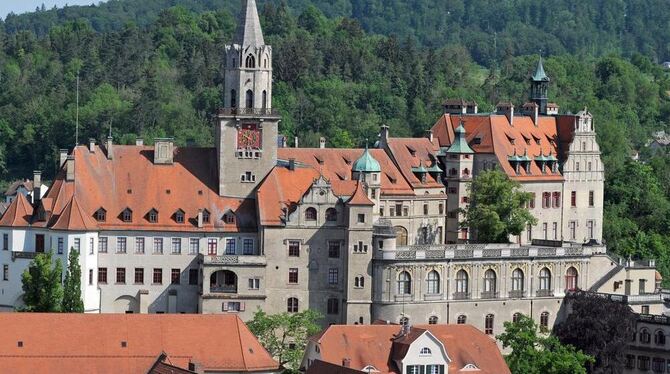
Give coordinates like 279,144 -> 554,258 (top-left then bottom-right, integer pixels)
0,1 -> 669,281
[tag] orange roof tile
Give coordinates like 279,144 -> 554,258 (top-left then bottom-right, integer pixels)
347,181 -> 375,206
0,193 -> 34,227
310,324 -> 509,374
386,138 -> 443,188
0,313 -> 280,373
50,196 -> 97,231
256,165 -> 320,226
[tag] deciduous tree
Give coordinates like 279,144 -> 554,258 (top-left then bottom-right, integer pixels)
62,248 -> 84,312
21,251 -> 63,312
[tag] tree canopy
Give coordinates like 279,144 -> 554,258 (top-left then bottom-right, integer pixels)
20,251 -> 63,312
62,248 -> 84,312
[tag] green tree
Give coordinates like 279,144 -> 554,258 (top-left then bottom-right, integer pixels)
498,314 -> 593,374
462,170 -> 537,243
247,309 -> 322,373
21,251 -> 63,312
62,248 -> 84,312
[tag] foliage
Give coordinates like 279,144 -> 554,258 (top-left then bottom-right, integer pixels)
498,314 -> 593,374
553,292 -> 636,373
20,251 -> 63,312
461,170 -> 537,243
247,308 -> 322,372
62,248 -> 84,312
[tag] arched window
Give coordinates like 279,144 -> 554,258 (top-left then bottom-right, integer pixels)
483,269 -> 497,297
304,207 -> 317,221
325,208 -> 337,222
457,315 -> 467,324
540,312 -> 550,332
655,330 -> 666,346
287,297 -> 299,313
210,270 -> 237,293
426,270 -> 440,294
428,316 -> 438,325
512,268 -> 524,292
397,271 -> 412,295
245,90 -> 254,108
262,90 -> 267,109
485,314 -> 494,335
230,89 -> 237,108
455,270 -> 469,297
640,328 -> 651,344
355,276 -> 365,288
512,312 -> 522,323
419,347 -> 432,356
394,226 -> 408,246
463,168 -> 470,177
565,267 -> 578,291
399,316 -> 409,326
245,54 -> 255,68
539,267 -> 552,291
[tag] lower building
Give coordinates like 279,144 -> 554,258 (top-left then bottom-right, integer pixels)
0,313 -> 281,374
626,314 -> 670,374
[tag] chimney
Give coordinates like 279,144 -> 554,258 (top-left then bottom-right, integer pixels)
106,136 -> 113,160
288,158 -> 296,171
136,137 -> 144,146
197,209 -> 204,228
379,124 -> 390,149
319,137 -> 326,149
294,136 -> 299,148
32,171 -> 42,204
88,139 -> 96,152
425,129 -> 433,143
59,149 -> 68,167
154,138 -> 175,165
496,103 -> 514,127
342,358 -> 351,368
532,105 -> 539,126
66,155 -> 75,181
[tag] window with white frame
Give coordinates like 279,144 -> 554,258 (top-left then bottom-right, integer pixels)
189,238 -> 199,254
328,268 -> 339,285
243,239 -> 254,255
153,238 -> 163,254
89,238 -> 94,254
116,237 -> 127,253
248,278 -> 260,290
171,238 -> 181,254
99,237 -> 108,253
135,237 -> 145,254
225,238 -> 236,255
73,238 -> 80,252
57,237 -> 64,254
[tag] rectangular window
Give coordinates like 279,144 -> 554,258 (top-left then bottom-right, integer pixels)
587,220 -> 594,239
135,237 -> 145,254
438,203 -> 444,215
171,238 -> 181,254
153,268 -> 162,284
171,268 -> 180,284
288,268 -> 298,284
527,224 -> 532,242
98,268 -> 107,284
552,222 -> 558,240
189,269 -> 198,285
426,365 -> 444,374
89,238 -> 94,254
423,204 -> 429,215
371,189 -> 376,199
116,237 -> 127,254
73,238 -> 81,252
88,269 -> 93,285
134,268 -> 144,284
153,238 -> 163,254
552,192 -> 561,208
328,241 -> 340,258
379,206 -> 384,216
116,267 -> 126,284
571,191 -> 577,207
542,192 -> 551,208
389,206 -> 395,216
460,228 -> 468,240
402,207 -> 409,216
225,238 -> 236,255
226,302 -> 241,312
2,233 -> 8,250
243,239 -> 254,255
529,193 -> 535,209
248,278 -> 260,290
99,237 -> 108,253
542,223 -> 548,240
328,268 -> 339,285
357,214 -> 365,223
208,238 -> 218,255
395,203 -> 402,216
3,264 -> 8,281
569,221 -> 577,240
189,238 -> 199,255
57,237 -> 64,254
640,279 -> 647,295
589,191 -> 595,207
288,240 -> 300,257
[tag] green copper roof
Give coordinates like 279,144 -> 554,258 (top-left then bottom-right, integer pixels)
412,161 -> 428,173
352,145 -> 381,172
446,123 -> 474,154
535,155 -> 548,162
427,163 -> 443,173
532,57 -> 549,82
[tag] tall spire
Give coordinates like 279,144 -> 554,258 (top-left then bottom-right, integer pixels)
234,0 -> 265,47
532,56 -> 549,82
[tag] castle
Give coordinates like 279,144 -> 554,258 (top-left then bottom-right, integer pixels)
0,0 -> 662,337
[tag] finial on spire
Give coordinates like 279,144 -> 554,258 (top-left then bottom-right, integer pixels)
234,0 -> 265,46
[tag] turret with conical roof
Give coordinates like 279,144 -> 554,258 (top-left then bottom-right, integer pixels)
352,145 -> 381,173
446,123 -> 474,154
234,0 -> 265,47
530,57 -> 549,115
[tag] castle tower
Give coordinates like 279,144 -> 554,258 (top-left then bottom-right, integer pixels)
217,0 -> 279,198
441,122 -> 474,243
530,57 -> 550,115
352,145 -> 382,210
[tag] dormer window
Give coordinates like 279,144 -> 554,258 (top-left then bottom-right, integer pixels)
406,145 -> 416,157
95,208 -> 107,222
147,209 -> 158,223
121,208 -> 132,223
174,209 -> 185,224
202,209 -> 210,224
223,212 -> 235,224
419,347 -> 432,356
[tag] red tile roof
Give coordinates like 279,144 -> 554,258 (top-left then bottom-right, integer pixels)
256,165 -> 321,226
347,181 -> 375,206
0,313 -> 280,373
0,192 -> 34,227
309,324 -> 509,374
385,138 -> 443,188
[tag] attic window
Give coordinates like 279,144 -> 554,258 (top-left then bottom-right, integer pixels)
473,137 -> 482,145
314,155 -> 324,165
198,190 -> 203,195
121,341 -> 127,348
17,341 -> 23,348
223,213 -> 235,224
419,347 -> 432,356
166,189 -> 171,195
127,189 -> 132,194
202,209 -> 210,223
506,134 -> 516,145
462,364 -> 479,370
406,145 -> 416,156
386,173 -> 397,184
362,366 -> 379,373
335,172 -> 346,181
121,208 -> 132,222
342,156 -> 352,165
95,208 -> 107,222
174,209 -> 185,224
148,209 -> 158,223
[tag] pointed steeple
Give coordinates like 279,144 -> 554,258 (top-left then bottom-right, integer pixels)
532,57 -> 549,82
446,121 -> 474,154
234,0 -> 265,47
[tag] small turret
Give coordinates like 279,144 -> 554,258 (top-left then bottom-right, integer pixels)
530,57 -> 550,115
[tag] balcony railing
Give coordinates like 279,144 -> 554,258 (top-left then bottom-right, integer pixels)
217,107 -> 280,117
423,293 -> 443,301
201,254 -> 266,266
11,251 -> 39,261
378,243 -> 602,261
480,291 -> 499,299
210,285 -> 237,293
536,289 -> 555,297
509,290 -> 526,298
453,292 -> 471,300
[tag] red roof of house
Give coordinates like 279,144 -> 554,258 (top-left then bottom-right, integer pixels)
309,324 -> 509,374
0,313 -> 280,373
0,192 -> 34,227
385,138 -> 444,189
347,181 -> 375,206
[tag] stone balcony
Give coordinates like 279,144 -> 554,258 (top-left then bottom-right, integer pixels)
200,254 -> 266,267
11,251 -> 39,262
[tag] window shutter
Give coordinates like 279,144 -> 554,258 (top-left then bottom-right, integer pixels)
439,365 -> 445,374
240,302 -> 246,311
222,302 -> 228,312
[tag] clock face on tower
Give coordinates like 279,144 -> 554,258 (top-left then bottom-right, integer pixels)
237,123 -> 262,149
